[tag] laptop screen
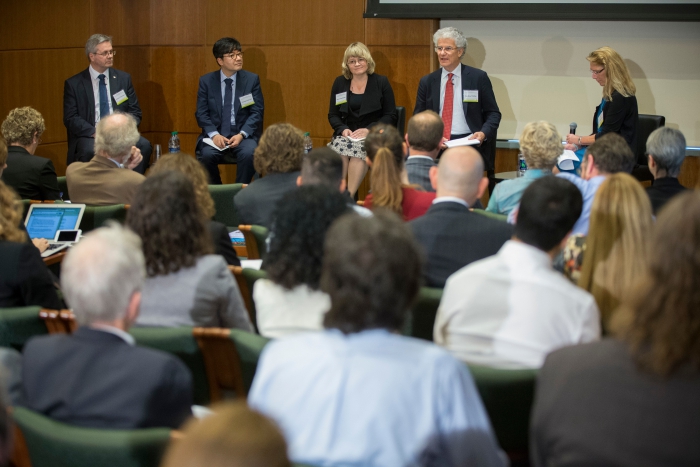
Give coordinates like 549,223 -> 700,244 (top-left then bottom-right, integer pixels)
25,205 -> 85,239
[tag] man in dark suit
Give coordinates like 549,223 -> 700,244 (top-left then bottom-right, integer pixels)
22,224 -> 193,429
409,146 -> 512,288
645,127 -> 687,214
196,37 -> 264,184
63,34 -> 151,174
405,110 -> 443,192
1,107 -> 59,201
414,27 -> 501,177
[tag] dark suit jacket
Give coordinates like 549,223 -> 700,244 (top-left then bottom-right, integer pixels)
328,73 -> 397,136
646,177 -> 686,215
22,327 -> 193,429
0,240 -> 62,309
409,201 -> 513,288
63,67 -> 143,164
594,90 -> 638,151
405,156 -> 436,192
66,156 -> 145,206
195,69 -> 264,149
209,220 -> 241,266
414,64 -> 501,169
233,171 -> 300,229
1,146 -> 60,201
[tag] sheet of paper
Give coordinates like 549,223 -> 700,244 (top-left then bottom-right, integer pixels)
444,136 -> 480,148
557,150 -> 579,171
241,259 -> 263,270
203,138 -> 226,152
344,135 -> 365,142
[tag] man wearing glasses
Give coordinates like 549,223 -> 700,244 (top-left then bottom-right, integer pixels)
414,27 -> 501,187
63,34 -> 151,174
195,37 -> 264,184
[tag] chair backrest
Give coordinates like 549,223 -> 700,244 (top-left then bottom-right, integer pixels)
635,114 -> 665,166
395,106 -> 406,135
228,266 -> 256,326
209,183 -> 247,228
12,406 -> 172,467
238,224 -> 269,260
57,176 -> 69,201
241,267 -> 267,330
408,287 -> 443,341
472,208 -> 508,222
467,364 -> 537,454
38,310 -> 76,334
0,306 -> 47,351
129,326 -> 211,406
79,204 -> 128,232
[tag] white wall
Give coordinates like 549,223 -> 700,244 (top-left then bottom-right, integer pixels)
442,20 -> 700,146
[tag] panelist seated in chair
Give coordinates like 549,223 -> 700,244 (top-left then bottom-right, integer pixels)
63,34 -> 151,174
196,37 -> 263,185
22,224 -> 193,429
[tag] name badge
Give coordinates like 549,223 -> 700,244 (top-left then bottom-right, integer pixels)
239,93 -> 255,108
113,90 -> 128,105
336,92 -> 347,105
463,90 -> 478,103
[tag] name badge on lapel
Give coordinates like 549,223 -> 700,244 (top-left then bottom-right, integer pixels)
113,90 -> 128,105
335,92 -> 347,105
239,94 -> 255,108
463,90 -> 478,103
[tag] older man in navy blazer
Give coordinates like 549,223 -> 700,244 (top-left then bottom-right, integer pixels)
195,37 -> 264,184
414,27 -> 501,174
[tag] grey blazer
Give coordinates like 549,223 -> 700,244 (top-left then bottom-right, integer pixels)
406,156 -> 436,192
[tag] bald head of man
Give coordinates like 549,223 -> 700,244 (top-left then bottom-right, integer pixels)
429,146 -> 488,207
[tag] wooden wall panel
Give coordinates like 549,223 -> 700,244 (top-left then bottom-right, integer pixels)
92,0 -> 151,46
0,0 -> 90,50
365,19 -> 437,46
34,142 -> 69,178
150,0 -> 205,45
205,0 -> 365,46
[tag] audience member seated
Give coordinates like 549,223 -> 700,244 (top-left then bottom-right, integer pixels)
487,120 -> 561,216
409,146 -> 512,288
405,110 -> 443,192
255,185 -> 349,338
22,224 -> 192,429
645,126 -> 687,214
234,123 -> 303,229
150,153 -> 240,266
127,171 -> 252,331
0,181 -> 62,309
297,146 -> 372,216
531,191 -> 700,467
0,346 -> 23,406
0,107 -> 59,201
562,173 -> 652,332
65,112 -> 145,206
161,401 -> 291,467
249,212 -> 506,467
0,375 -> 10,466
557,132 -> 635,235
0,137 -> 5,176
435,177 -> 600,368
362,124 -> 436,220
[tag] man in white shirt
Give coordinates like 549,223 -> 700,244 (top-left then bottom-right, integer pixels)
405,110 -> 443,192
435,176 -> 600,368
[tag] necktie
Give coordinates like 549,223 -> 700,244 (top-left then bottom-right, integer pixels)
98,74 -> 110,121
221,78 -> 233,138
442,73 -> 454,140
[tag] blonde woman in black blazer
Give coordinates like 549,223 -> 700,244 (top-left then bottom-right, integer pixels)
328,42 -> 397,197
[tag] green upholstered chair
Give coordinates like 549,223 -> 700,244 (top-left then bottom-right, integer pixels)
239,224 -> 269,260
0,306 -> 47,351
56,176 -> 69,201
209,183 -> 246,229
472,208 -> 508,222
129,326 -> 210,406
408,287 -> 443,341
241,267 -> 267,329
79,204 -> 128,232
230,328 -> 270,392
13,406 -> 172,467
467,364 -> 537,454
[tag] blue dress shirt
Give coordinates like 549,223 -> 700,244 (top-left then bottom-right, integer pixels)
557,173 -> 607,235
487,169 -> 550,216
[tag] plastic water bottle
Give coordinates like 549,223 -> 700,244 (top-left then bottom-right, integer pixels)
168,131 -> 180,153
518,153 -> 527,177
303,132 -> 313,153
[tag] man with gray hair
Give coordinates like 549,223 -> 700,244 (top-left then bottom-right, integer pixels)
645,127 -> 687,214
409,146 -> 512,287
22,224 -> 192,429
405,110 -> 443,192
66,112 -> 146,205
414,27 -> 501,184
63,34 -> 151,173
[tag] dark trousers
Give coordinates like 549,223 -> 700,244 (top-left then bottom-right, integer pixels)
197,138 -> 257,184
74,136 -> 152,174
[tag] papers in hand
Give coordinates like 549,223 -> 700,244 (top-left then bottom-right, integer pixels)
203,138 -> 226,152
444,136 -> 480,148
557,150 -> 579,171
344,135 -> 365,142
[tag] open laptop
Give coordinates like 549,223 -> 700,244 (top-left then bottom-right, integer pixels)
24,204 -> 86,257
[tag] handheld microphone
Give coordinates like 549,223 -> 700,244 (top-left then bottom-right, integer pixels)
569,122 -> 577,135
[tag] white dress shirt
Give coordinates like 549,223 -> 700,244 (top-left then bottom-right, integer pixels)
88,65 -> 113,124
439,66 -> 470,135
435,240 -> 600,368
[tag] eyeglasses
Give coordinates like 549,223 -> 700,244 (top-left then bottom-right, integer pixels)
347,58 -> 366,66
224,52 -> 244,60
93,49 -> 116,57
435,46 -> 458,53
590,67 -> 605,76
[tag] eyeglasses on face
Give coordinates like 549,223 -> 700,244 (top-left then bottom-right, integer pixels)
347,58 -> 367,66
93,50 -> 116,57
435,46 -> 458,53
590,67 -> 605,76
224,52 -> 244,60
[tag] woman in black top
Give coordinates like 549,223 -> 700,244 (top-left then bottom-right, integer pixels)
328,42 -> 397,197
